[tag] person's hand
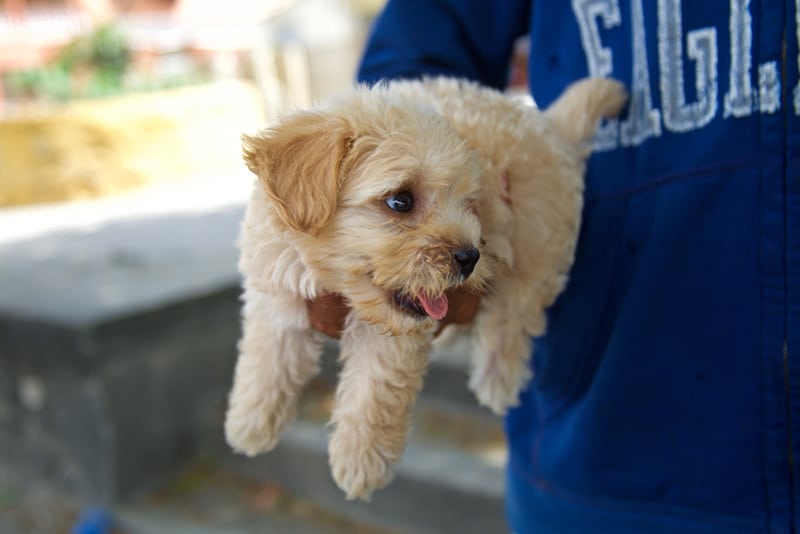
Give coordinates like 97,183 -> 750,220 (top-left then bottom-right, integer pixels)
306,293 -> 350,338
306,288 -> 481,339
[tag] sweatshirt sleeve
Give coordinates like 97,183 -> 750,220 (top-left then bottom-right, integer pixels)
357,0 -> 531,90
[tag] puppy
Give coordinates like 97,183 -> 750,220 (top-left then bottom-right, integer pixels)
225,77 -> 626,500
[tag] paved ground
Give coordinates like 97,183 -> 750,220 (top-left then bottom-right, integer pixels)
117,461 -> 398,534
0,459 -> 81,534
0,456 -> 399,534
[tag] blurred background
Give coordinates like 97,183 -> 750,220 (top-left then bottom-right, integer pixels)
0,1 -> 515,532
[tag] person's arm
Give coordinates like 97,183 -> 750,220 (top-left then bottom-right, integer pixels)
358,0 -> 531,89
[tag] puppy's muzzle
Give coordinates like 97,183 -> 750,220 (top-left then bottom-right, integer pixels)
454,246 -> 480,278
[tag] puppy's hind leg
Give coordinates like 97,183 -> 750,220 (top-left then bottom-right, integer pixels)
469,283 -> 542,415
225,288 -> 324,455
328,318 -> 430,500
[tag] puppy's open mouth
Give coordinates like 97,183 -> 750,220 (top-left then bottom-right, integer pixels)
392,291 -> 449,321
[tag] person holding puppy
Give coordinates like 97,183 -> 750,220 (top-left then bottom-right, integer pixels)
309,1 -> 799,532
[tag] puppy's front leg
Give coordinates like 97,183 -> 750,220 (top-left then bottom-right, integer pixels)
328,318 -> 430,500
225,287 -> 324,455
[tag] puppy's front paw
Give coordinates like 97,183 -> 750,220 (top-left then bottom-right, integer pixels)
328,418 -> 400,500
469,345 -> 532,415
224,393 -> 296,456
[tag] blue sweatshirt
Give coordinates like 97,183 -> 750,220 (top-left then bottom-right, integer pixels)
359,1 -> 800,533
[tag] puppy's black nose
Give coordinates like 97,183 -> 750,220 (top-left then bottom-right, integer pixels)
454,246 -> 480,278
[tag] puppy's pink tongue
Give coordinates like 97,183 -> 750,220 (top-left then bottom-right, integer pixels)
419,294 -> 448,320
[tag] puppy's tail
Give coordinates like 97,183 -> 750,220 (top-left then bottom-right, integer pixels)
544,77 -> 628,147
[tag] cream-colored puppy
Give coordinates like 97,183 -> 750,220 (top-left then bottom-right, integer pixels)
225,77 -> 626,500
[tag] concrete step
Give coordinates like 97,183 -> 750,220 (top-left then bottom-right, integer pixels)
0,181 -> 248,518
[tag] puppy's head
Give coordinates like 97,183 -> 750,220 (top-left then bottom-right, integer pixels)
244,87 -> 489,334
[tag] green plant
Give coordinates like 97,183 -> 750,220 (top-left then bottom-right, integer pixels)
5,23 -> 131,101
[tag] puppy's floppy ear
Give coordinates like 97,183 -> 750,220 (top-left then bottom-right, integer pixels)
243,112 -> 353,234
544,78 -> 628,151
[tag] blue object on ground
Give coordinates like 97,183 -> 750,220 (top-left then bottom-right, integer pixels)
72,508 -> 114,534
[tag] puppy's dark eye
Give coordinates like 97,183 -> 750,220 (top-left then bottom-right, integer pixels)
385,191 -> 414,213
